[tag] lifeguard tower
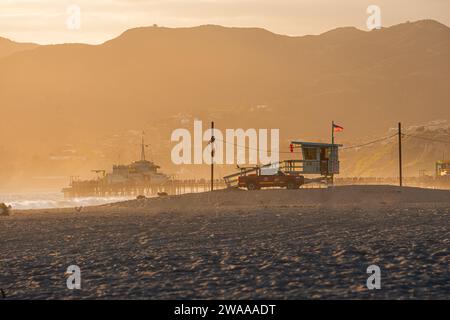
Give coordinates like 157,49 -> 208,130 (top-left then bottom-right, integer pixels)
436,160 -> 450,177
223,141 -> 342,188
286,141 -> 341,175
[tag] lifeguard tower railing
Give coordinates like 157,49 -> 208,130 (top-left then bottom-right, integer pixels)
281,159 -> 334,174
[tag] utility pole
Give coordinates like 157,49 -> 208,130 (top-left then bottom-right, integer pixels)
210,121 -> 215,192
330,121 -> 335,185
141,131 -> 146,161
398,122 -> 403,187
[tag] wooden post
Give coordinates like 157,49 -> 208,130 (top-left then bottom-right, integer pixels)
330,121 -> 335,185
211,121 -> 215,192
398,122 -> 403,187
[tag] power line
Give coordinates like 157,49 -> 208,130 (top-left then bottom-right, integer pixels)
216,134 -> 398,154
341,134 -> 397,150
215,138 -> 300,154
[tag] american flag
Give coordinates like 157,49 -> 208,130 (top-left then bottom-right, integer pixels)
333,123 -> 344,132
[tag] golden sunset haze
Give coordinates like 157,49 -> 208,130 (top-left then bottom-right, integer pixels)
0,18 -> 450,190
1,0 -> 450,44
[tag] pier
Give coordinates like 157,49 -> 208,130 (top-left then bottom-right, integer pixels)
62,179 -> 227,198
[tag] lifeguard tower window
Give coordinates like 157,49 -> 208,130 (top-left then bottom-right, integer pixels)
320,147 -> 331,160
303,148 -> 317,160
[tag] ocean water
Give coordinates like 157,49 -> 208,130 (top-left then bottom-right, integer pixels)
0,192 -> 134,210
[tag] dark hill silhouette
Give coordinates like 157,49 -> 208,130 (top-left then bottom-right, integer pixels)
0,37 -> 38,59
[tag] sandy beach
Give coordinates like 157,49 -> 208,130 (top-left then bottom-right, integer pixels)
1,185 -> 449,299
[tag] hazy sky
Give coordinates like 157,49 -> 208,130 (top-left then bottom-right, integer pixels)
1,0 -> 449,44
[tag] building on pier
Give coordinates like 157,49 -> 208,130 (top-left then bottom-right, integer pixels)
62,134 -> 169,197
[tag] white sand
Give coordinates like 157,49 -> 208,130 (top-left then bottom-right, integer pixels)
1,185 -> 449,299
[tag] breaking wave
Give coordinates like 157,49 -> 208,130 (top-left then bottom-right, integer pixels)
0,192 -> 134,210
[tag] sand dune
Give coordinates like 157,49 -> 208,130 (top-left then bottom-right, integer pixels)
112,185 -> 450,211
1,186 -> 449,299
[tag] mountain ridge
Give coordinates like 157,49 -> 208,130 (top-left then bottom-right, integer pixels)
2,19 -> 448,50
0,36 -> 38,59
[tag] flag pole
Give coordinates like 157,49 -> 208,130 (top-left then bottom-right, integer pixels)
331,121 -> 335,145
